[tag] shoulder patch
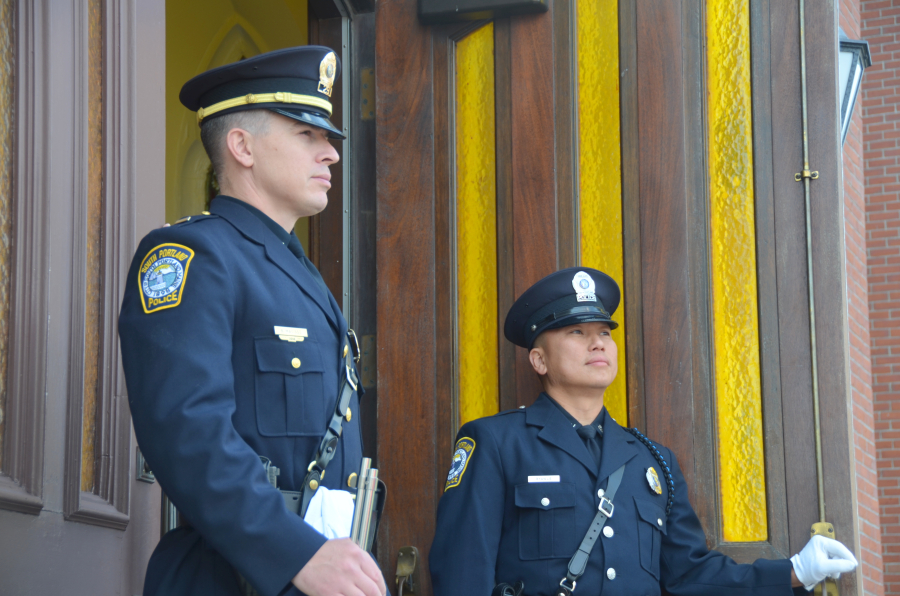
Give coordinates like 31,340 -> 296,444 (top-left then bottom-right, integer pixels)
445,437 -> 476,491
138,243 -> 195,314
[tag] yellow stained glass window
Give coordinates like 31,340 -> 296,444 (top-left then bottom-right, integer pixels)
456,23 -> 498,426
577,0 -> 625,423
707,0 -> 767,542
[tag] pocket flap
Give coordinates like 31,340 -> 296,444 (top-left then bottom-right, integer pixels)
515,482 -> 576,510
255,337 -> 324,375
634,496 -> 667,535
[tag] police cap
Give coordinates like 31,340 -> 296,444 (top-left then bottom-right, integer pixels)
179,45 -> 345,139
504,267 -> 620,349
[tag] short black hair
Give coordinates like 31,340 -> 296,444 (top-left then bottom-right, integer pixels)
199,109 -> 272,183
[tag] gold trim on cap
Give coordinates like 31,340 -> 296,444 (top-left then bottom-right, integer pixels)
196,91 -> 333,123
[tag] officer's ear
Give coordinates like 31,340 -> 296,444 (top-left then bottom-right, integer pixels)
529,345 -> 548,377
225,127 -> 256,169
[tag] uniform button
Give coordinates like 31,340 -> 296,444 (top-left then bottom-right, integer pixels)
603,526 -> 614,538
541,497 -> 550,507
343,345 -> 349,357
291,358 -> 301,368
597,488 -> 605,498
607,568 -> 616,580
345,407 -> 352,422
657,518 -> 663,527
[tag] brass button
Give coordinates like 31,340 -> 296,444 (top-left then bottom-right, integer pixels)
345,407 -> 352,422
343,345 -> 349,357
348,472 -> 358,488
657,518 -> 663,527
291,358 -> 301,368
201,210 -> 210,215
309,479 -> 318,490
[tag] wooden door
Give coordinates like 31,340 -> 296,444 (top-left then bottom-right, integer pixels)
0,0 -> 165,592
373,1 -> 860,596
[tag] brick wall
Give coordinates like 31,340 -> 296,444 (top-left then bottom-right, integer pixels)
861,1 -> 900,594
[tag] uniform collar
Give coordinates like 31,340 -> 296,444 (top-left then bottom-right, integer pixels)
526,393 -> 638,481
210,196 -> 338,329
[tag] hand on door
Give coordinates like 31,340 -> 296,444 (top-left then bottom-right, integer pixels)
292,538 -> 387,596
790,535 -> 858,590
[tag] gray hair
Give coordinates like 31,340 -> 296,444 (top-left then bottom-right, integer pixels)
199,109 -> 272,184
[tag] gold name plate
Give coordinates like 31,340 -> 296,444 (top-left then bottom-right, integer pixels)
274,326 -> 308,342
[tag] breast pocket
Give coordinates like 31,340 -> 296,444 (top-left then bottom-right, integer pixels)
634,496 -> 667,579
254,337 -> 327,437
515,482 -> 578,560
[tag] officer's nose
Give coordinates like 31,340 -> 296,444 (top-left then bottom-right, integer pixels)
321,140 -> 340,165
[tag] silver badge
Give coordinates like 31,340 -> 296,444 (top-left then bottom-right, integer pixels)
572,271 -> 597,303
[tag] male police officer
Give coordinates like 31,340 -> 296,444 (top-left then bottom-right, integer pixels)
429,267 -> 857,596
119,47 -> 386,596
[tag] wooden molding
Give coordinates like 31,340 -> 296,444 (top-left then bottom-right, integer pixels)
63,0 -> 134,530
0,0 -> 48,516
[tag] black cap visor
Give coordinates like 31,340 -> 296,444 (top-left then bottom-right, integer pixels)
527,305 -> 618,349
272,108 -> 345,139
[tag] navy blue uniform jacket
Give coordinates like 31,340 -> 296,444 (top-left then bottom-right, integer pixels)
429,394 -> 794,596
119,198 -> 362,596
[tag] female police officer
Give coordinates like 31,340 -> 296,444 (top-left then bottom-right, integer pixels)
429,267 -> 857,596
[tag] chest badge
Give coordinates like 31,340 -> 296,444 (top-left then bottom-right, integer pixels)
646,467 -> 663,495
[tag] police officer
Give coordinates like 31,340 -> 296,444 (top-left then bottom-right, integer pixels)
119,47 -> 386,596
429,267 -> 857,596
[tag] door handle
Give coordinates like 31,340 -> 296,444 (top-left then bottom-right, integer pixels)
395,546 -> 419,595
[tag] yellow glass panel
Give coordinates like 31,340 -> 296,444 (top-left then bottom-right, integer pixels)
456,23 -> 498,426
0,0 -> 14,471
81,0 -> 104,492
707,0 -> 767,542
165,0 -> 309,223
577,0 -> 625,423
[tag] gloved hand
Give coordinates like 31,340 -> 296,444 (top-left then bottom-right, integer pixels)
790,535 -> 858,591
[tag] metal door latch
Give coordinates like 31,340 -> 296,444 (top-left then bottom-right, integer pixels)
396,546 -> 419,595
811,522 -> 839,596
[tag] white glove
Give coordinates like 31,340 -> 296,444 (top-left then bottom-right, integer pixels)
790,535 -> 858,591
302,486 -> 355,539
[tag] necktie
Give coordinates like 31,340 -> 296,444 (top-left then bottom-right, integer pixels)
576,424 -> 603,468
287,235 -> 330,297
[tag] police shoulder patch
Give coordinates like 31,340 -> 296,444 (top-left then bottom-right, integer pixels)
138,243 -> 195,314
445,437 -> 476,490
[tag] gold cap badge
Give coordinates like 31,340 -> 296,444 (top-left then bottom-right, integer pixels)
318,52 -> 337,97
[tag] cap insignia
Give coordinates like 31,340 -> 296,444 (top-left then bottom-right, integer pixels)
572,271 -> 597,303
318,52 -> 337,97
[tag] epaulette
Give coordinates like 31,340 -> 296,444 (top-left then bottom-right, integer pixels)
173,211 -> 217,225
626,427 -> 676,516
495,406 -> 527,417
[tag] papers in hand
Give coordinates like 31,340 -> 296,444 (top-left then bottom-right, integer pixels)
303,486 -> 355,539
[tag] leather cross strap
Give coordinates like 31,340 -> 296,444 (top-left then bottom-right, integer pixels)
299,331 -> 360,517
557,463 -> 626,596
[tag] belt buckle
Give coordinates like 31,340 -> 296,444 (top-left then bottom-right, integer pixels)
347,329 -> 361,364
558,578 -> 576,595
345,363 -> 358,392
598,497 -> 614,518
